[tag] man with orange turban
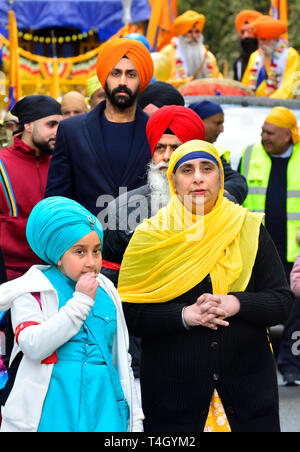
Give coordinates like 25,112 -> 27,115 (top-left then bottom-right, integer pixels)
234,10 -> 262,81
160,10 -> 221,81
241,15 -> 300,98
46,38 -> 154,217
239,106 -> 300,385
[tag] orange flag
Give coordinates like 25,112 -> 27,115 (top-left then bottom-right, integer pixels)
269,0 -> 288,39
147,0 -> 177,50
8,8 -> 20,109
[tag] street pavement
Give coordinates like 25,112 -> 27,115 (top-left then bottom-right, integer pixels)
278,372 -> 300,432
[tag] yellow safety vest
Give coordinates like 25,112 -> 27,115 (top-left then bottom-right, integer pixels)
214,144 -> 230,164
240,142 -> 300,262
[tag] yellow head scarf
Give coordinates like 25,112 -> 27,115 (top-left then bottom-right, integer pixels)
118,140 -> 264,303
87,74 -> 102,98
265,107 -> 300,144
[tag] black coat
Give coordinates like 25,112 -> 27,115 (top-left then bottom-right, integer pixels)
45,101 -> 151,216
123,225 -> 294,432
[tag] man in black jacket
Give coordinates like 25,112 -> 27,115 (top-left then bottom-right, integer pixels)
45,39 -> 154,217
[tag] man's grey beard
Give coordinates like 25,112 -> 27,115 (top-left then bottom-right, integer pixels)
178,34 -> 205,78
261,39 -> 278,56
147,161 -> 171,215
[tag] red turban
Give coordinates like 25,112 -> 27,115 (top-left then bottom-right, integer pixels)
250,15 -> 287,40
146,105 -> 206,155
235,10 -> 262,36
96,38 -> 154,93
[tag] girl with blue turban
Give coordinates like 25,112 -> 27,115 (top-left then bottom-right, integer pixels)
0,196 -> 143,432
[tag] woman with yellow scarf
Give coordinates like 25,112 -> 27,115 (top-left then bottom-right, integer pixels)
118,140 -> 294,432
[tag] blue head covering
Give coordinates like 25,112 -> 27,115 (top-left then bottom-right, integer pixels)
125,33 -> 151,51
188,101 -> 224,120
26,196 -> 104,265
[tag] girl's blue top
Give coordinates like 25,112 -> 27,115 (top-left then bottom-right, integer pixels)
38,266 -> 129,432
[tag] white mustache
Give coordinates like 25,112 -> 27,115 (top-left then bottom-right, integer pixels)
153,161 -> 169,171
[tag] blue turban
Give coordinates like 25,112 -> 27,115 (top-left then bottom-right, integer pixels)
26,196 -> 104,265
188,101 -> 224,120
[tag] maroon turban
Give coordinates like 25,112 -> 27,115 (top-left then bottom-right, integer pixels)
146,105 -> 206,155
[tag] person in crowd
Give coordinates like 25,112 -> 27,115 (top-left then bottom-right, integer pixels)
242,15 -> 300,98
239,106 -> 300,385
138,81 -> 184,117
0,111 -> 19,147
117,140 -> 294,432
100,105 -> 248,398
189,100 -> 248,203
0,196 -> 143,432
45,38 -> 154,217
60,91 -> 88,118
101,105 -> 247,286
87,74 -> 106,109
160,10 -> 221,80
233,10 -> 262,81
0,95 -> 62,281
0,123 -> 7,148
3,111 -> 19,135
189,100 -> 225,144
100,106 -> 206,399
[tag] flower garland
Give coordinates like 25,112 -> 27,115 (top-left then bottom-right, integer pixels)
175,50 -> 214,79
248,40 -> 289,96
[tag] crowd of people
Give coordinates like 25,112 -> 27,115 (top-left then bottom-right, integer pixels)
0,8 -> 299,433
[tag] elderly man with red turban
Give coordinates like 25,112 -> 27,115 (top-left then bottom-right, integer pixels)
45,38 -> 154,216
161,10 -> 221,81
242,15 -> 300,98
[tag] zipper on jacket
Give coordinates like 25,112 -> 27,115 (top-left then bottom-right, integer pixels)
35,156 -> 44,197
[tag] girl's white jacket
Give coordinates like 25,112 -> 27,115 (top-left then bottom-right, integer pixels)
0,265 -> 144,432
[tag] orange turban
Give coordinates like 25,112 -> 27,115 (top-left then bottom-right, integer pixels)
265,107 -> 300,144
235,10 -> 262,36
96,38 -> 154,93
249,15 -> 287,40
174,10 -> 205,37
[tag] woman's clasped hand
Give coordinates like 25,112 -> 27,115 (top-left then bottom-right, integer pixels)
184,293 -> 241,330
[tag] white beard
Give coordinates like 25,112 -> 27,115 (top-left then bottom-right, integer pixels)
178,34 -> 206,77
147,161 -> 171,215
261,39 -> 278,56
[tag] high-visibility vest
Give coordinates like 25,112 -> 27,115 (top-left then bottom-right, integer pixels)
214,144 -> 230,164
240,142 -> 300,262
